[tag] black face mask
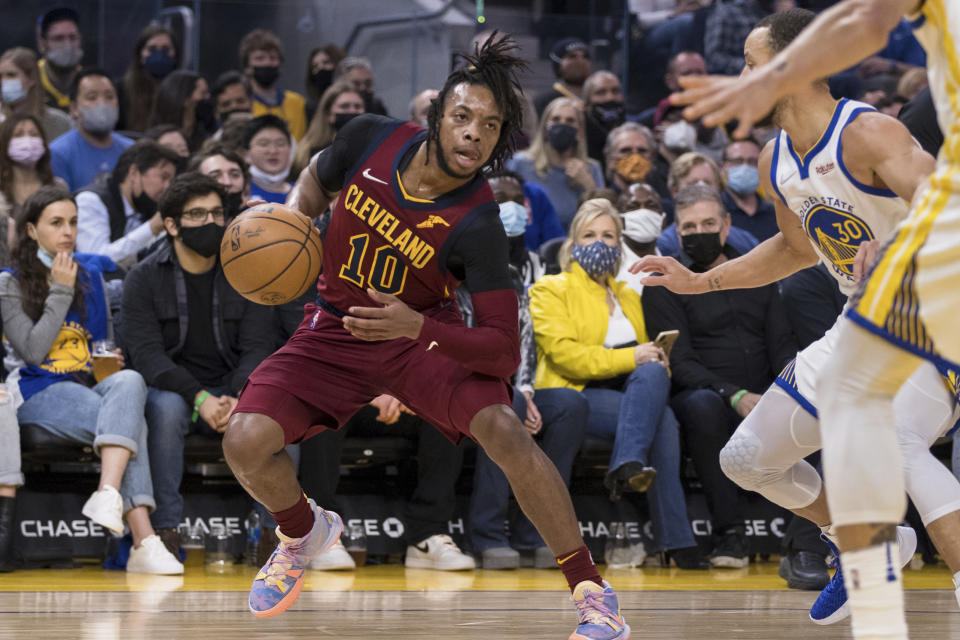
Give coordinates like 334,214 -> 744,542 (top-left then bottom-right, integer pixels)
179,222 -> 225,258
546,124 -> 578,153
252,65 -> 280,88
359,90 -> 376,110
333,112 -> 359,132
590,101 -> 625,129
195,99 -> 216,133
132,189 -> 157,217
310,68 -> 333,92
224,192 -> 244,219
681,232 -> 724,268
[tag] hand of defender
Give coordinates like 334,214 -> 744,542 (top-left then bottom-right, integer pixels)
629,255 -> 703,294
344,289 -> 425,341
852,239 -> 880,283
671,73 -> 781,140
370,394 -> 403,425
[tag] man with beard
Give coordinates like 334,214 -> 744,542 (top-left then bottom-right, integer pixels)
635,8 -> 960,638
223,36 -> 631,640
582,71 -> 627,166
36,7 -> 84,112
238,29 -> 306,141
534,38 -> 592,116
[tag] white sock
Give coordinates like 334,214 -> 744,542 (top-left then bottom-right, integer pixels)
895,526 -> 916,568
953,571 -> 960,609
841,543 -> 908,640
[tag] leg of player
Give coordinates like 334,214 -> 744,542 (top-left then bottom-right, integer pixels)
223,412 -> 343,618
469,404 -> 630,640
819,321 -> 924,640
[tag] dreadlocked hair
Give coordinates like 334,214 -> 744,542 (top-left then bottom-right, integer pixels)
426,32 -> 528,172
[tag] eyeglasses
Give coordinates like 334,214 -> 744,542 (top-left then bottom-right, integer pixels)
182,207 -> 225,223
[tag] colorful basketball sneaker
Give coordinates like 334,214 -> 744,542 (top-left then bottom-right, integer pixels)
248,499 -> 342,618
569,580 -> 630,640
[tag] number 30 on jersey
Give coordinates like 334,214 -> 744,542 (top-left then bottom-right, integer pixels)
338,233 -> 408,294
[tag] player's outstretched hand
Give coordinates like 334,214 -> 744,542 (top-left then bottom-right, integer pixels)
852,239 -> 881,283
671,73 -> 781,140
344,289 -> 425,341
629,255 -> 704,294
370,394 -> 403,424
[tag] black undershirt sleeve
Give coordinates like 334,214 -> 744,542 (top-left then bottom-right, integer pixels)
444,208 -> 515,293
313,114 -> 397,193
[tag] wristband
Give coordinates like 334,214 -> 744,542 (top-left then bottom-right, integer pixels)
730,389 -> 748,411
192,390 -> 212,423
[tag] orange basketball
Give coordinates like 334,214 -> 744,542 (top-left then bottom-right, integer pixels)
220,203 -> 322,305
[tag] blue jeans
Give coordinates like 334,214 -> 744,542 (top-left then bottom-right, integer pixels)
469,387 -> 588,552
17,370 -> 154,512
581,363 -> 695,551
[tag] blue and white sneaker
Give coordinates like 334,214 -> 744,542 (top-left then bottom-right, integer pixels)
569,580 -> 630,640
809,525 -> 917,626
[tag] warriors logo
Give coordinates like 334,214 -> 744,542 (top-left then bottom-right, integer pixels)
803,205 -> 874,278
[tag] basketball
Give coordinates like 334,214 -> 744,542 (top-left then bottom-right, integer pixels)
220,203 -> 323,305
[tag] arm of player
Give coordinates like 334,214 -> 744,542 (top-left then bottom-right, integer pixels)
673,0 -> 917,137
632,143 -> 819,293
287,156 -> 336,218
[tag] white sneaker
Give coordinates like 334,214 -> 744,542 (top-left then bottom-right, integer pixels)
82,485 -> 124,535
127,534 -> 185,575
308,538 -> 356,570
405,534 -> 475,571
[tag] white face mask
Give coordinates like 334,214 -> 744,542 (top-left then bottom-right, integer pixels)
621,208 -> 665,243
663,120 -> 697,152
249,164 -> 291,187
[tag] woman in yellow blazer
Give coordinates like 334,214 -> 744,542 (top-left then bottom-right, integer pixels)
529,198 -> 704,567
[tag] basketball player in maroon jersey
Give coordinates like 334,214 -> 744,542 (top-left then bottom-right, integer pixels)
223,37 -> 629,639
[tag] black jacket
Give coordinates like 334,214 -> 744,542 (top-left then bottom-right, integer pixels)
80,172 -> 133,243
642,246 -> 798,400
120,240 -> 279,405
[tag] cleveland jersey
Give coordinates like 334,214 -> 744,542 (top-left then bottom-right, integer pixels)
313,115 -> 508,314
770,99 -> 910,296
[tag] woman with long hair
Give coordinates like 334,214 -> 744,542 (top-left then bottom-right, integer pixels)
291,82 -> 364,176
1,186 -> 182,574
507,97 -> 603,230
117,25 -> 179,133
148,70 -> 214,152
304,43 -> 345,120
0,48 -> 72,141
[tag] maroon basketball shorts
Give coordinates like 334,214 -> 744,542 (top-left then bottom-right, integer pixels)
235,303 -> 512,445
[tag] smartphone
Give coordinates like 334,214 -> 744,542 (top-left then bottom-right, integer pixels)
655,330 -> 680,357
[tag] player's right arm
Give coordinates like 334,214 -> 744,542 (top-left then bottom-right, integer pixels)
287,160 -> 335,217
633,142 -> 819,294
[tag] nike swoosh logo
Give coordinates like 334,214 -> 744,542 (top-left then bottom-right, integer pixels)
427,341 -> 439,351
416,543 -> 430,553
362,168 -> 388,185
557,551 -> 578,565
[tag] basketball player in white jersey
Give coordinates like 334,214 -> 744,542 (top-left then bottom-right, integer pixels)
659,1 -> 960,638
633,8 -> 960,634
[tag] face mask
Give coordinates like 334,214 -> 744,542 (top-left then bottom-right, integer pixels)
590,101 -> 625,129
572,240 -> 621,279
622,208 -> 665,244
249,164 -> 291,187
681,232 -> 724,267
310,68 -> 333,91
195,98 -> 216,132
663,120 -> 697,152
224,191 -> 244,218
546,124 -> 578,154
333,112 -> 359,132
252,65 -> 280,87
8,136 -> 46,166
614,153 -> 651,183
46,45 -> 83,68
726,164 -> 759,196
132,178 -> 158,217
36,246 -> 57,268
359,90 -> 375,109
144,49 -> 175,79
1,79 -> 26,104
498,201 -> 528,237
179,221 -> 225,258
79,103 -> 118,135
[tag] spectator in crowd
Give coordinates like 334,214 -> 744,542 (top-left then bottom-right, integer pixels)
304,43 -> 345,121
116,25 -> 179,133
581,71 -> 627,166
121,172 -> 277,556
0,384 -> 17,572
604,121 -> 671,201
533,38 -> 591,117
720,139 -> 778,241
238,29 -> 307,140
50,69 -> 133,191
636,51 -> 709,128
189,143 -> 248,220
409,88 -> 438,128
468,172 -> 588,570
507,97 -> 603,230
211,70 -> 253,132
485,169 -> 564,255
36,7 -> 84,112
243,115 -> 293,204
0,48 -> 72,141
292,82 -> 364,176
657,152 -> 759,256
75,140 -> 178,268
0,114 -> 62,263
642,185 -> 797,569
143,124 -> 190,168
616,183 -> 666,293
655,103 -> 728,165
334,57 -> 388,116
875,94 -> 908,118
148,70 -> 214,152
704,0 -> 766,76
899,86 -> 942,158
2,186 -> 183,574
897,67 -> 928,101
857,18 -> 926,78
529,198 -> 706,568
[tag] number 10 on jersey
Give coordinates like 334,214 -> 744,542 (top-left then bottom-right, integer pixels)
338,233 -> 408,295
